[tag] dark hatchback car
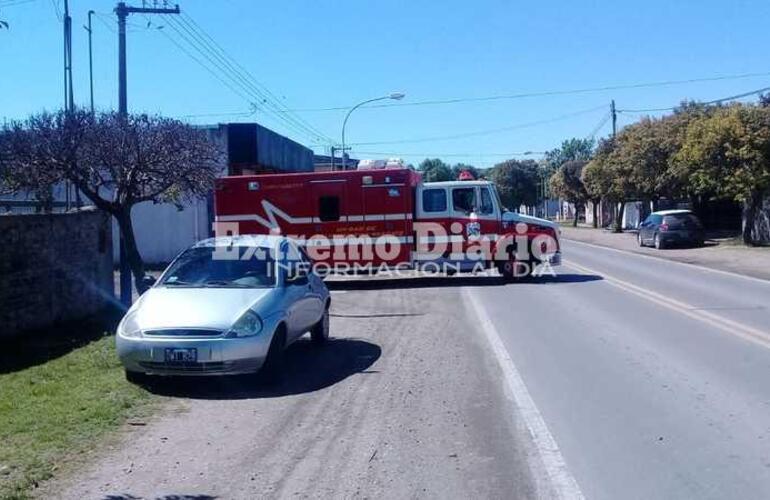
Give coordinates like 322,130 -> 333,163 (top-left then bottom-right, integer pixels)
638,210 -> 705,249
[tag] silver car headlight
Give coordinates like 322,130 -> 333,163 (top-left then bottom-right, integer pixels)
229,310 -> 263,338
118,311 -> 142,338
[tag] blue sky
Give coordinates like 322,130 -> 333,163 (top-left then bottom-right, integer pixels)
2,0 -> 770,168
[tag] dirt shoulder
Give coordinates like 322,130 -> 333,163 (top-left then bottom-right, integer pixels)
39,277 -> 545,500
560,226 -> 770,281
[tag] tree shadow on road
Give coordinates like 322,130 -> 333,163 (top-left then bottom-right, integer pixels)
139,338 -> 381,400
325,273 -> 602,291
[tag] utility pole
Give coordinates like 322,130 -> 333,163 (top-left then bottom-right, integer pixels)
85,10 -> 95,113
116,1 -> 180,118
63,0 -> 74,112
62,0 -> 74,211
330,146 -> 336,171
610,99 -> 617,138
115,1 -> 180,306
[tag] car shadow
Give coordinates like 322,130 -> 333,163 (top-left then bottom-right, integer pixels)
140,337 -> 381,400
325,273 -> 602,291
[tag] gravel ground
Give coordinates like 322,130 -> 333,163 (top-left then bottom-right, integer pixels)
40,276 -> 547,500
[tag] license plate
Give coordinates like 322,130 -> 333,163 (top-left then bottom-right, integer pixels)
164,348 -> 197,363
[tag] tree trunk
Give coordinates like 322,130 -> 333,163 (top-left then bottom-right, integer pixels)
114,207 -> 149,295
613,201 -> 626,233
592,200 -> 599,228
742,191 -> 762,246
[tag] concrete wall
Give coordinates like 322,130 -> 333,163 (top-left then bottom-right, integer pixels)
0,208 -> 114,337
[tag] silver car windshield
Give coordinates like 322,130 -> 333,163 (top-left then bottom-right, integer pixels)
160,247 -> 276,288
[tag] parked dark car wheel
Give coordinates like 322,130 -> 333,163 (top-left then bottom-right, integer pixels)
637,233 -> 645,247
654,233 -> 665,249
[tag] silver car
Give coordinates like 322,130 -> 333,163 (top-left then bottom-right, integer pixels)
116,235 -> 330,383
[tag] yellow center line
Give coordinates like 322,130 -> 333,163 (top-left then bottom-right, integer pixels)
564,259 -> 770,351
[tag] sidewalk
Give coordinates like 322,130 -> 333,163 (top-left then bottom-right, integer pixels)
560,225 -> 770,282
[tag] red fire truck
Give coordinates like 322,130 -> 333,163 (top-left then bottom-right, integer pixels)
213,166 -> 561,279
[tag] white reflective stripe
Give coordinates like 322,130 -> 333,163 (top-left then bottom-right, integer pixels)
217,212 -> 412,224
311,216 -> 350,223
216,214 -> 314,224
418,235 -> 465,244
303,236 -> 413,246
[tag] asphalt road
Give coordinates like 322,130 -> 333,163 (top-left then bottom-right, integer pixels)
45,278 -> 548,500
466,239 -> 770,500
43,240 -> 770,499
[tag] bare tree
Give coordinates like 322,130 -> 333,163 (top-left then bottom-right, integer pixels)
1,109 -> 223,293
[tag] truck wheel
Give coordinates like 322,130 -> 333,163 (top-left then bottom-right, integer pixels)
499,260 -> 533,280
311,307 -> 330,345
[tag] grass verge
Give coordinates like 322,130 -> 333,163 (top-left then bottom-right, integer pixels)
0,334 -> 155,499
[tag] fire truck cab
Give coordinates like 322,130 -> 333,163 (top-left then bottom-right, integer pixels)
213,166 -> 561,279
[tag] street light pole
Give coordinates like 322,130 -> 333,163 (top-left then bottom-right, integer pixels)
341,92 -> 405,170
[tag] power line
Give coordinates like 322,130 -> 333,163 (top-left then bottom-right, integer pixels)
0,0 -> 39,8
279,71 -> 770,113
344,104 -> 607,146
618,85 -> 770,113
179,11 -> 331,141
158,12 -> 335,145
181,109 -> 257,119
586,111 -> 611,139
353,150 -> 546,158
159,16 -> 312,139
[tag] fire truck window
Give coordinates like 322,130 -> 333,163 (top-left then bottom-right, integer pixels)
422,189 -> 447,212
318,195 -> 340,222
479,188 -> 494,215
452,188 -> 476,214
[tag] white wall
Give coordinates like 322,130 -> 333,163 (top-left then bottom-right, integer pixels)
112,197 -> 210,265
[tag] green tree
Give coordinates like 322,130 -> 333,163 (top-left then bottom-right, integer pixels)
488,159 -> 539,210
549,160 -> 588,227
543,137 -> 595,175
674,104 -> 770,245
582,138 -> 637,232
1,109 -> 223,293
418,158 -> 453,182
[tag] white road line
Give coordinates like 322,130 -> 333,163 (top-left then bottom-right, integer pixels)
564,238 -> 770,285
463,288 -> 584,500
564,260 -> 770,351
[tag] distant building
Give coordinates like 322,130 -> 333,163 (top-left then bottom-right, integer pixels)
204,123 -> 315,175
313,153 -> 360,172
